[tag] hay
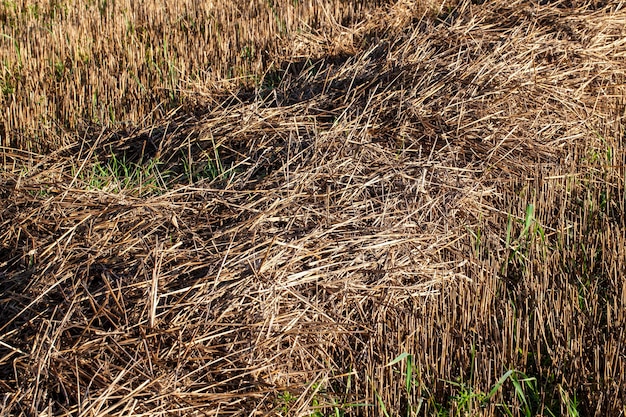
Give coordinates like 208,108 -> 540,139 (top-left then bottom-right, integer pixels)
1,0 -> 626,415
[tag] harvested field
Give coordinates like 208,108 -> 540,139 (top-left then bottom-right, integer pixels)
1,0 -> 626,416
0,0 -> 389,151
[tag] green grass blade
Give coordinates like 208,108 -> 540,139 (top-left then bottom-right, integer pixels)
485,369 -> 514,401
386,352 -> 410,367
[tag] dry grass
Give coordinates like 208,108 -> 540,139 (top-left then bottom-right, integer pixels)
0,0 -> 395,152
1,0 -> 626,415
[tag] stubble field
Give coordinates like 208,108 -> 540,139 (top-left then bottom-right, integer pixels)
1,0 -> 625,416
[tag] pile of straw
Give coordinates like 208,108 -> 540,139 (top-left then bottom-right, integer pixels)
1,0 -> 625,415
